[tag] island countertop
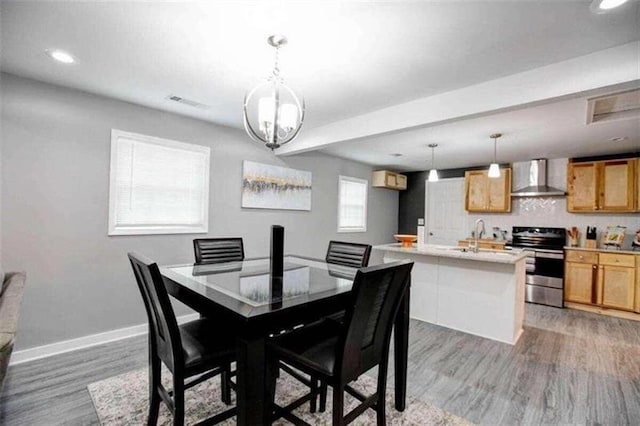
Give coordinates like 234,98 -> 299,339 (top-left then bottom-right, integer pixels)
373,243 -> 527,264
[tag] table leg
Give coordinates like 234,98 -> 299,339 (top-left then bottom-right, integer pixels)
394,283 -> 410,411
236,335 -> 267,425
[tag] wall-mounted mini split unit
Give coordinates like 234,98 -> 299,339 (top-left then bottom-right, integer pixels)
586,88 -> 640,124
166,95 -> 210,110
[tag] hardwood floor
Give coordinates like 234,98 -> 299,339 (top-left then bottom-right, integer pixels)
1,304 -> 639,425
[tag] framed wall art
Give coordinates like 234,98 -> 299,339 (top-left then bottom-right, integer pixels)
241,161 -> 312,211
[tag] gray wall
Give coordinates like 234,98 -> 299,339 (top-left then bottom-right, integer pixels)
0,73 -> 398,351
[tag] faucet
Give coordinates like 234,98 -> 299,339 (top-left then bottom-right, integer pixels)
470,219 -> 486,253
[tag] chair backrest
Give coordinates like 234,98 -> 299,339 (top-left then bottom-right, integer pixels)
128,252 -> 182,371
193,238 -> 245,265
338,260 -> 413,382
325,241 -> 372,268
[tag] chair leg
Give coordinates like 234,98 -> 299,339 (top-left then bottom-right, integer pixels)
221,363 -> 231,405
310,377 -> 318,413
173,374 -> 185,426
147,356 -> 161,426
332,385 -> 344,426
319,382 -> 328,412
376,363 -> 389,426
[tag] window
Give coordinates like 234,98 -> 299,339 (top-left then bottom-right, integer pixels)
108,129 -> 210,235
337,176 -> 368,233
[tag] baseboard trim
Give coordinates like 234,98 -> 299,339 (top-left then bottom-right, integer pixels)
9,313 -> 200,366
565,302 -> 640,322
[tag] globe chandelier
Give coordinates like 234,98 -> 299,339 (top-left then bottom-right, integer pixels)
243,34 -> 305,150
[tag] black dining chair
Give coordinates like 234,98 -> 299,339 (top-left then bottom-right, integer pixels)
128,253 -> 237,426
275,240 -> 373,413
266,260 -> 414,425
193,238 -> 244,265
325,241 -> 372,268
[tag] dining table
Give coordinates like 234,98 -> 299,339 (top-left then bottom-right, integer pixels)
160,255 -> 410,426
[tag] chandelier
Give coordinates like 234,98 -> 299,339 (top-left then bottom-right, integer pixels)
243,35 -> 305,150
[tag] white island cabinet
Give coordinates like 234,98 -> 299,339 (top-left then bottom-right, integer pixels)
374,244 -> 527,345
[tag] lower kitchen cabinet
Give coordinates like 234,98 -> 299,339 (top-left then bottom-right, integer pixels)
565,261 -> 596,304
565,249 -> 639,313
599,265 -> 636,310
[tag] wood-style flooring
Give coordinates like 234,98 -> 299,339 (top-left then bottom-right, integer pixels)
1,304 -> 639,425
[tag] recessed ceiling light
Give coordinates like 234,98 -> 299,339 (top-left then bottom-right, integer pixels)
591,0 -> 629,11
609,136 -> 628,142
46,49 -> 75,64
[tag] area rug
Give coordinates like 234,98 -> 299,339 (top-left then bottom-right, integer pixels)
88,367 -> 472,425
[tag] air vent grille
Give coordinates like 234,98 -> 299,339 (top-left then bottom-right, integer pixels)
587,89 -> 640,124
166,95 -> 210,110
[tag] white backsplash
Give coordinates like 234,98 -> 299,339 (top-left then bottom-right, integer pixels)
467,158 -> 640,250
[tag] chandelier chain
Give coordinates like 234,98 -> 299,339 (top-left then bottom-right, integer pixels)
273,44 -> 281,77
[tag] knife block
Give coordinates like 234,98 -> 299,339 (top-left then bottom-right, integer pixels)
585,240 -> 597,249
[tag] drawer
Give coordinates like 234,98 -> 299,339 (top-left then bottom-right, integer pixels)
599,253 -> 636,268
565,250 -> 598,264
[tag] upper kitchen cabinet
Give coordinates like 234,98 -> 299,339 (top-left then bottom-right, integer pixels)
567,162 -> 598,211
464,168 -> 512,213
600,160 -> 635,211
372,170 -> 407,190
637,159 -> 640,211
567,158 -> 637,213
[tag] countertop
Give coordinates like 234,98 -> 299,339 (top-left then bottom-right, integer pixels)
373,243 -> 527,264
564,246 -> 640,256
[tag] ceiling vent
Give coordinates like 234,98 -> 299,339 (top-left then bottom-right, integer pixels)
586,88 -> 640,124
166,95 -> 210,110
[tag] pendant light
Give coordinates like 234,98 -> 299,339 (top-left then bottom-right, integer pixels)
488,133 -> 502,178
243,35 -> 305,150
428,144 -> 439,182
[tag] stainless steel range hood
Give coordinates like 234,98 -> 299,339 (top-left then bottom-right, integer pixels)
511,159 -> 566,197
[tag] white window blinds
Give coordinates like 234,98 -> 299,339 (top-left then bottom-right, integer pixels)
338,176 -> 368,232
108,130 -> 210,235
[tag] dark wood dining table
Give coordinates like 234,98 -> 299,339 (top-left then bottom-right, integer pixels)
160,255 -> 410,426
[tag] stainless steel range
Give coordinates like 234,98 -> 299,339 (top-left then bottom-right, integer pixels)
512,226 -> 566,308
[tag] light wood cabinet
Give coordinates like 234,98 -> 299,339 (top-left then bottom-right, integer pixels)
565,249 -> 638,312
372,170 -> 407,190
599,160 -> 635,211
636,256 -> 640,313
636,159 -> 640,211
567,158 -> 637,213
464,168 -> 511,213
457,239 -> 506,251
565,261 -> 596,304
465,171 -> 488,211
599,265 -> 635,310
567,162 -> 598,211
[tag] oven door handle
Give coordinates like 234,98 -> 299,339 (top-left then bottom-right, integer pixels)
535,252 -> 564,260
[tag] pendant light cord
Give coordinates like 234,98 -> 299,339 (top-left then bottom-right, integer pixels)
493,135 -> 497,163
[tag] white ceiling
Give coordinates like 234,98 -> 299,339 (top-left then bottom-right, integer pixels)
320,84 -> 640,171
1,0 -> 640,168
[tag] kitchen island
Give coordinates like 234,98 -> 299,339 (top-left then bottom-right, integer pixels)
375,243 -> 527,345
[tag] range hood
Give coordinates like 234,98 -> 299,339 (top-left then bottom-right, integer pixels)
511,159 -> 566,198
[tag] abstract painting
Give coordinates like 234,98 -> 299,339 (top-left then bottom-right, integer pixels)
242,161 -> 312,210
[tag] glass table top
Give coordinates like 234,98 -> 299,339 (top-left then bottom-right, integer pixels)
160,256 -> 357,318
